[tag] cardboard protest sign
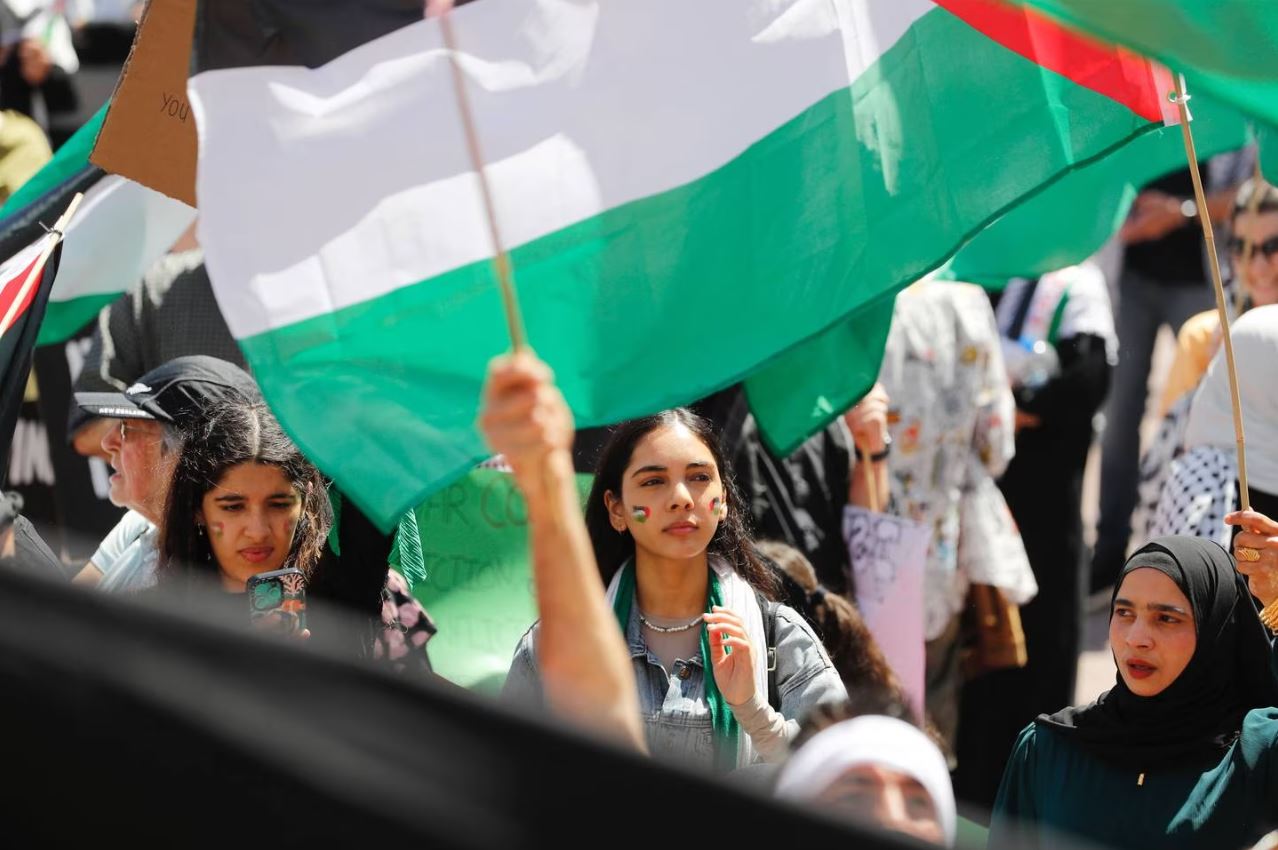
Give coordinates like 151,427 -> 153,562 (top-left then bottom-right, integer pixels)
91,0 -> 436,205
412,468 -> 592,694
90,0 -> 198,206
843,505 -> 931,720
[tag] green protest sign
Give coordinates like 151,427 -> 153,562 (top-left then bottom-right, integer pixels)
411,468 -> 592,694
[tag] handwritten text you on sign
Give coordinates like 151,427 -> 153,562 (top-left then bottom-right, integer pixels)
160,92 -> 190,123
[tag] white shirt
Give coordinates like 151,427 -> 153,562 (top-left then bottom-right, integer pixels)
879,282 -> 1017,640
91,510 -> 159,593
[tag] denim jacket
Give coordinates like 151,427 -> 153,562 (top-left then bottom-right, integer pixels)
502,601 -> 847,771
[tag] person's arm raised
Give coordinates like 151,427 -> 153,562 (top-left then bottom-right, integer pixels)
843,382 -> 890,511
479,352 -> 646,752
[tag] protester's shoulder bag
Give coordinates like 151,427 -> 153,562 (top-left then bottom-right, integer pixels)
956,475 -> 1031,682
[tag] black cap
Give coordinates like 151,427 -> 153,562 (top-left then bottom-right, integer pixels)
75,356 -> 260,426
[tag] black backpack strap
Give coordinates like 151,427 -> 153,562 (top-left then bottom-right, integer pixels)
755,590 -> 781,712
1006,276 -> 1042,340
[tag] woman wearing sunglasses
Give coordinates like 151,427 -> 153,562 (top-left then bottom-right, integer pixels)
1159,178 -> 1278,416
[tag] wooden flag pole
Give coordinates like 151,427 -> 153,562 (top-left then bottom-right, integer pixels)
431,3 -> 527,351
1168,79 -> 1278,628
427,1 -> 570,545
1172,76 -> 1250,513
0,192 -> 83,339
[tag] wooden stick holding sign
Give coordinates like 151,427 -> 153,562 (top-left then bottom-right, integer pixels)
0,192 -> 83,339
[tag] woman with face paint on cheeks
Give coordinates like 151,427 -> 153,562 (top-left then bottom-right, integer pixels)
500,361 -> 847,774
155,399 -> 332,633
990,535 -> 1278,850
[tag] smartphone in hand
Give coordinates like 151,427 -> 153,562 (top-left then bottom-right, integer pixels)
246,567 -> 306,636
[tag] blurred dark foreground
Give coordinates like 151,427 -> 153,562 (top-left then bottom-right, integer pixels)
0,562 -> 944,849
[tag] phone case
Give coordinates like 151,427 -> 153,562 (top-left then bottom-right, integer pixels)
246,567 -> 307,633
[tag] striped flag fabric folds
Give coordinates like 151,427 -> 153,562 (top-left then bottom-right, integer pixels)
190,0 -> 1171,525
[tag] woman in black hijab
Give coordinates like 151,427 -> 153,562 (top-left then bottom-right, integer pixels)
989,536 -> 1278,850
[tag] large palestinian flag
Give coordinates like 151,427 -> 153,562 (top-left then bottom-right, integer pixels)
189,0 -> 1173,526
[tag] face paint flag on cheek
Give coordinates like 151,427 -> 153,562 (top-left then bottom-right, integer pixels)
631,505 -> 651,524
710,497 -> 727,519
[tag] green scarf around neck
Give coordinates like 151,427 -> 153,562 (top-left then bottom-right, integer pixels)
611,560 -> 738,771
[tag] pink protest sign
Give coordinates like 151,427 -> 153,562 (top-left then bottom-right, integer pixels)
843,505 -> 932,721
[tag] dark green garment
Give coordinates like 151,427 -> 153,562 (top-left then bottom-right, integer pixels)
989,710 -> 1278,850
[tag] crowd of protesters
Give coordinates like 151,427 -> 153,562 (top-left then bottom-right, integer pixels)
2,60 -> 1278,844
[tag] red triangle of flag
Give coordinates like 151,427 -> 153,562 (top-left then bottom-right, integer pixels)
0,236 -> 55,341
935,0 -> 1177,125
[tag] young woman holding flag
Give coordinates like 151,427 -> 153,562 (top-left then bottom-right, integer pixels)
490,353 -> 846,772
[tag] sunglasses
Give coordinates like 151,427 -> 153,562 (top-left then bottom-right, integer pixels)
1227,235 -> 1278,260
117,419 -> 156,443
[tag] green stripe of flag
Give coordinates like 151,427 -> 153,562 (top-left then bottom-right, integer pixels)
945,83 -> 1251,289
37,292 -> 116,345
759,82 -> 1253,457
743,6 -> 1163,457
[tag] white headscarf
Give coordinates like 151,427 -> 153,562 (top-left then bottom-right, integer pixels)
1184,304 -> 1278,495
775,715 -> 956,846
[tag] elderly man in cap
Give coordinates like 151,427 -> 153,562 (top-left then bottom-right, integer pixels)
71,356 -> 259,591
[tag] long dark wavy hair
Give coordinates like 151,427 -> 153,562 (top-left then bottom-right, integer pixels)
158,399 -> 332,584
583,408 -> 778,598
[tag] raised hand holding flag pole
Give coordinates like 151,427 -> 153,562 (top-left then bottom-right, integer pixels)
428,0 -> 643,750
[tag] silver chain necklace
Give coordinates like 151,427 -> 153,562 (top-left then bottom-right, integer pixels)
638,612 -> 704,634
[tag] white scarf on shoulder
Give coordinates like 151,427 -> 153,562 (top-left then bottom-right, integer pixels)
605,554 -> 768,768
